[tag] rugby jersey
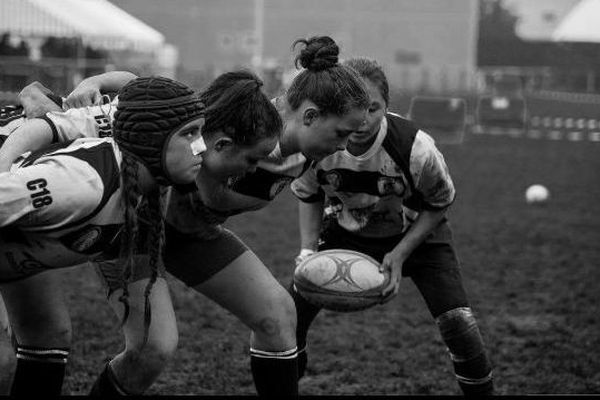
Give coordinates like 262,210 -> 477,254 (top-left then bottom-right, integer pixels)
41,97 -> 118,142
0,97 -> 116,146
0,94 -> 65,142
291,113 -> 455,238
0,137 -> 124,280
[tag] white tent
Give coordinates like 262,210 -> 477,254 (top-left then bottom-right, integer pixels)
0,0 -> 165,51
552,0 -> 600,43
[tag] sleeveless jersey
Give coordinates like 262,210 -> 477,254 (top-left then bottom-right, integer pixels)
0,136 -> 124,281
291,113 -> 455,238
41,97 -> 118,142
0,94 -> 65,141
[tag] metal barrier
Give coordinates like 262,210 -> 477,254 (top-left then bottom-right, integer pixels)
474,95 -> 527,134
407,95 -> 467,144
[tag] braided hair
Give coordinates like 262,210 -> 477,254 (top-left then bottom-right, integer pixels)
287,35 -> 370,116
113,76 -> 204,345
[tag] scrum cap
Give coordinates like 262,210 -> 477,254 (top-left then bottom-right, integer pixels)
113,76 -> 205,184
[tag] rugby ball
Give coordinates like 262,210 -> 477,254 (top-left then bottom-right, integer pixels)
293,249 -> 390,312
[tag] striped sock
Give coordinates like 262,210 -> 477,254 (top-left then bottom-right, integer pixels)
10,345 -> 69,396
250,346 -> 299,396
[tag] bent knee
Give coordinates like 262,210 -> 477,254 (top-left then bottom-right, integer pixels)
13,324 -> 72,348
251,293 -> 297,345
435,307 -> 486,361
126,332 -> 178,367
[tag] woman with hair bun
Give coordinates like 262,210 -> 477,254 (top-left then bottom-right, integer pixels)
290,57 -> 494,395
2,35 -> 370,396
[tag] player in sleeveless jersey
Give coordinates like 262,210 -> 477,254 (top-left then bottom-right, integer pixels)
0,76 -> 209,396
0,71 -> 292,396
0,36 -> 371,396
289,58 -> 494,395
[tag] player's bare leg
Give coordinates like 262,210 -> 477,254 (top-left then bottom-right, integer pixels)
194,250 -> 298,396
0,271 -> 72,396
90,276 -> 177,395
0,295 -> 16,394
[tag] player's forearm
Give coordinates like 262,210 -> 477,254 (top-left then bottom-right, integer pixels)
0,119 -> 54,172
195,171 -> 268,214
204,188 -> 268,215
80,71 -> 138,93
393,208 -> 446,258
298,200 -> 324,251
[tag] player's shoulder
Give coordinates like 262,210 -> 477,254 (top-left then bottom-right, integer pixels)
21,137 -> 117,167
386,112 -> 419,135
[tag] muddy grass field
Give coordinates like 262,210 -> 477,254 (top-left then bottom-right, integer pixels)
42,129 -> 599,395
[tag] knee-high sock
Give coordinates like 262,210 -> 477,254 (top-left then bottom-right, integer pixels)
436,307 -> 494,395
250,347 -> 299,397
10,345 -> 69,396
89,360 -> 131,396
287,281 -> 321,379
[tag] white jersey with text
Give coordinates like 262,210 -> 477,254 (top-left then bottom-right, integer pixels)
41,97 -> 118,142
0,137 -> 124,281
0,97 -> 116,145
291,113 -> 456,238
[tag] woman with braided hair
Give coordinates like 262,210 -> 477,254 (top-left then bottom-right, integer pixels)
0,70 -> 285,396
0,75 -> 209,395
107,36 -> 368,397
1,35 -> 369,396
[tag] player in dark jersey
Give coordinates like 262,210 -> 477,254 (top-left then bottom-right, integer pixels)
0,76 -> 208,395
289,57 -> 494,395
0,70 -> 289,396
0,36 -> 370,396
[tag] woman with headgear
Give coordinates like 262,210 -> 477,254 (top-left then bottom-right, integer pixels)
0,75 -> 208,393
3,73 -> 282,395
0,35 -> 370,396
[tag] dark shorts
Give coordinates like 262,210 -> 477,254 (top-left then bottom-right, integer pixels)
96,223 -> 249,294
319,220 -> 470,317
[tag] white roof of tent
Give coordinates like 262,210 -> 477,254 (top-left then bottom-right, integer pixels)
0,0 -> 165,51
552,0 -> 600,43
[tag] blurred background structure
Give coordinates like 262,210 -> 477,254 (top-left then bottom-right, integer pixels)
0,0 -> 174,99
2,0 -> 600,143
1,1 -> 599,395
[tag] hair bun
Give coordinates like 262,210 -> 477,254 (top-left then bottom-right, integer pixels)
295,36 -> 339,71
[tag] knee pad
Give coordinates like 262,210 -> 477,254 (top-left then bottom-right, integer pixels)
436,307 -> 493,387
436,307 -> 484,362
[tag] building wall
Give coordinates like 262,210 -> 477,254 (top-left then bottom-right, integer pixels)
110,0 -> 478,92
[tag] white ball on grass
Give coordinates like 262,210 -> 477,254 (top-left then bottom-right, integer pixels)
525,184 -> 550,204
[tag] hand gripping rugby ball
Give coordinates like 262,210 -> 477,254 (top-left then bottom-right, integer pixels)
293,249 -> 390,312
